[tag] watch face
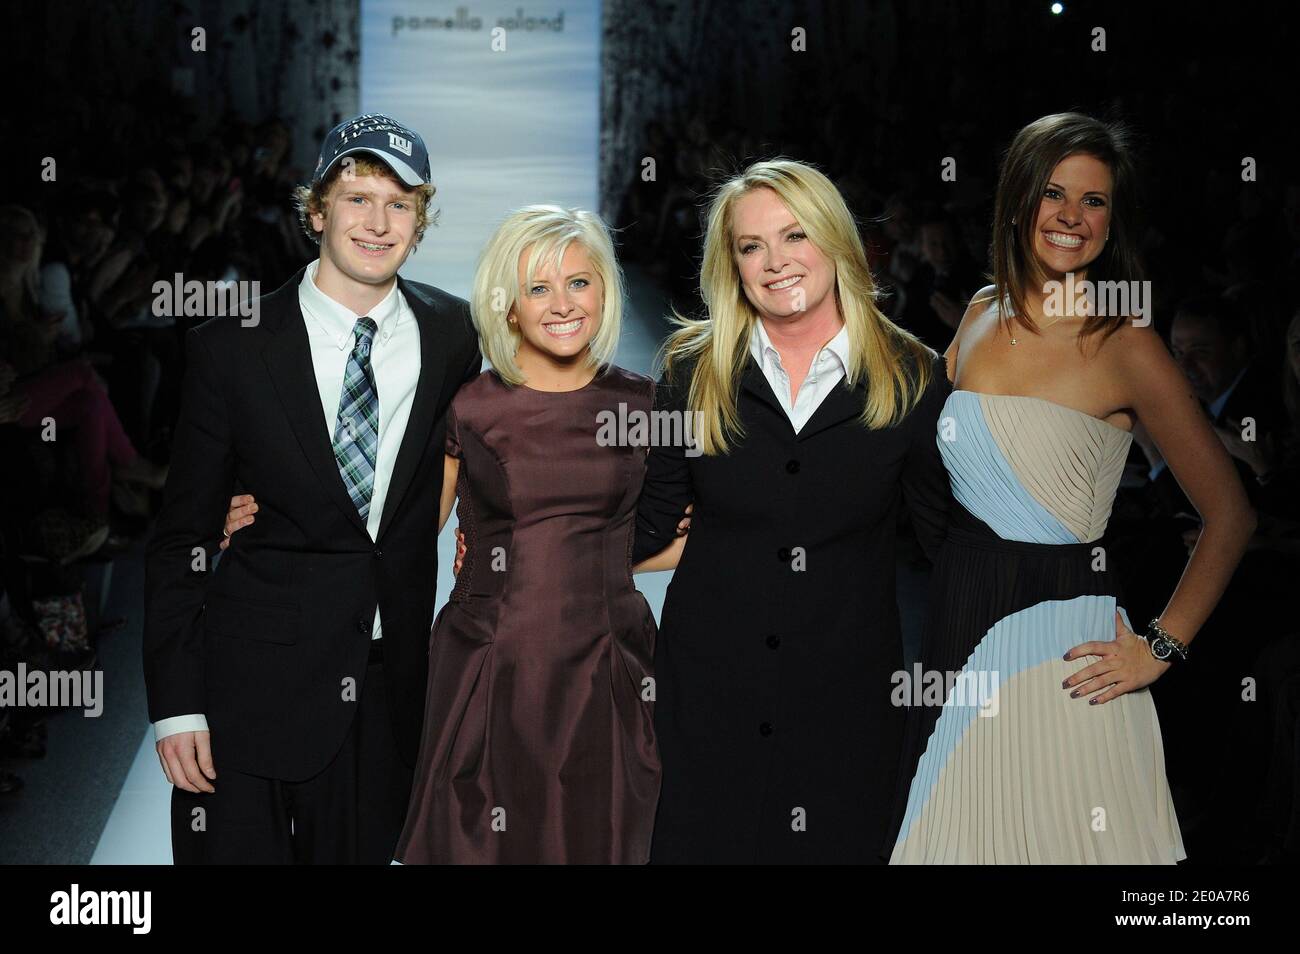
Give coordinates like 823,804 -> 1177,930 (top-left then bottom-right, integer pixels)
1151,638 -> 1173,660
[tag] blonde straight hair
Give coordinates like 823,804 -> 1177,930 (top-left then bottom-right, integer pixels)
661,159 -> 935,455
471,205 -> 624,385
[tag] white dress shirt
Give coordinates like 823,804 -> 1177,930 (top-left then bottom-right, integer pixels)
153,259 -> 422,742
749,319 -> 851,433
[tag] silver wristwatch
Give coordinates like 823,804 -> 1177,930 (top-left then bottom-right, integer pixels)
1143,618 -> 1188,663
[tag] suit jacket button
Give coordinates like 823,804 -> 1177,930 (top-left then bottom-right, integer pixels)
785,459 -> 800,474
759,721 -> 774,737
766,634 -> 781,649
357,617 -> 370,633
373,549 -> 383,559
777,547 -> 791,562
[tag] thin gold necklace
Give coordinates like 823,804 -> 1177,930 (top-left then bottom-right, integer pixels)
1010,312 -> 1072,346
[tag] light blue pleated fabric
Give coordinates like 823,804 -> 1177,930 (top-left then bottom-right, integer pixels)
937,391 -> 1079,544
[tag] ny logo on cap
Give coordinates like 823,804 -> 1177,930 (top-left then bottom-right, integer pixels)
388,132 -> 413,156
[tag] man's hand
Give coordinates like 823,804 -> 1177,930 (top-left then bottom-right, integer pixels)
677,503 -> 693,534
156,730 -> 216,793
219,494 -> 258,550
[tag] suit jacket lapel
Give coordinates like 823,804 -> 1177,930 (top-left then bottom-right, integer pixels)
740,355 -> 788,424
376,274 -> 450,543
262,265 -> 370,537
739,352 -> 866,441
797,377 -> 867,441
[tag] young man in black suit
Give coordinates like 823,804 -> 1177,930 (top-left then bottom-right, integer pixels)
143,114 -> 481,863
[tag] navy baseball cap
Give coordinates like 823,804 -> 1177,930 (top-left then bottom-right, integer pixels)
312,113 -> 431,187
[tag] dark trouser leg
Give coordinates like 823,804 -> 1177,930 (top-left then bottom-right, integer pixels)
287,656 -> 415,864
170,768 -> 293,865
169,651 -> 412,865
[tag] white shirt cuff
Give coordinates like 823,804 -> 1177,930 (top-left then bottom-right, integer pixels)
154,713 -> 209,742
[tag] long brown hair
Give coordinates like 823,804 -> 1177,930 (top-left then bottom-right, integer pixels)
989,112 -> 1143,344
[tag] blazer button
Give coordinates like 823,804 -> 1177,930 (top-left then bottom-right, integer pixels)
777,547 -> 791,562
766,634 -> 781,649
759,721 -> 774,737
373,548 -> 383,559
785,459 -> 800,474
356,617 -> 370,634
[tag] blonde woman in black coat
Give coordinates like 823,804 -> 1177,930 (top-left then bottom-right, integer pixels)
633,159 -> 952,863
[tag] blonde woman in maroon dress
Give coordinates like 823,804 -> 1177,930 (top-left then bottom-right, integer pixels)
394,205 -> 686,863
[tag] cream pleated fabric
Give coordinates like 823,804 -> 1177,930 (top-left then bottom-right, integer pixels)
890,597 -> 1186,864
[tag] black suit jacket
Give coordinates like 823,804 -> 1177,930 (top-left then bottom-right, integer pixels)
632,348 -> 952,863
143,263 -> 480,780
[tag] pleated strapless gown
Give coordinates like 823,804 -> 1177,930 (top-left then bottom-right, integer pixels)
889,390 -> 1186,864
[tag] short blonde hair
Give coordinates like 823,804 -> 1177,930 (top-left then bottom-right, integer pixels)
471,205 -> 623,385
292,155 -> 437,247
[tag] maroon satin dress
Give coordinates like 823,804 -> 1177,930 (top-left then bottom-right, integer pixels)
394,365 -> 661,863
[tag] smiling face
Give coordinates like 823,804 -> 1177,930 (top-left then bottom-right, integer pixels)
511,242 -> 603,367
1031,152 -> 1113,283
731,187 -> 835,322
310,171 -> 417,288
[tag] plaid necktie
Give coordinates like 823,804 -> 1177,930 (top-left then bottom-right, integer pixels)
332,316 -> 380,521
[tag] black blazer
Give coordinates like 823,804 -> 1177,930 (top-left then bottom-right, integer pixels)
633,348 -> 952,863
143,263 -> 480,781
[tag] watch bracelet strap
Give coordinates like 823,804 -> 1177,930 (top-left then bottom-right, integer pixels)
1147,618 -> 1189,660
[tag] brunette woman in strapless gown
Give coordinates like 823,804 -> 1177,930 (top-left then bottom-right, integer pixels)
889,114 -> 1256,863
